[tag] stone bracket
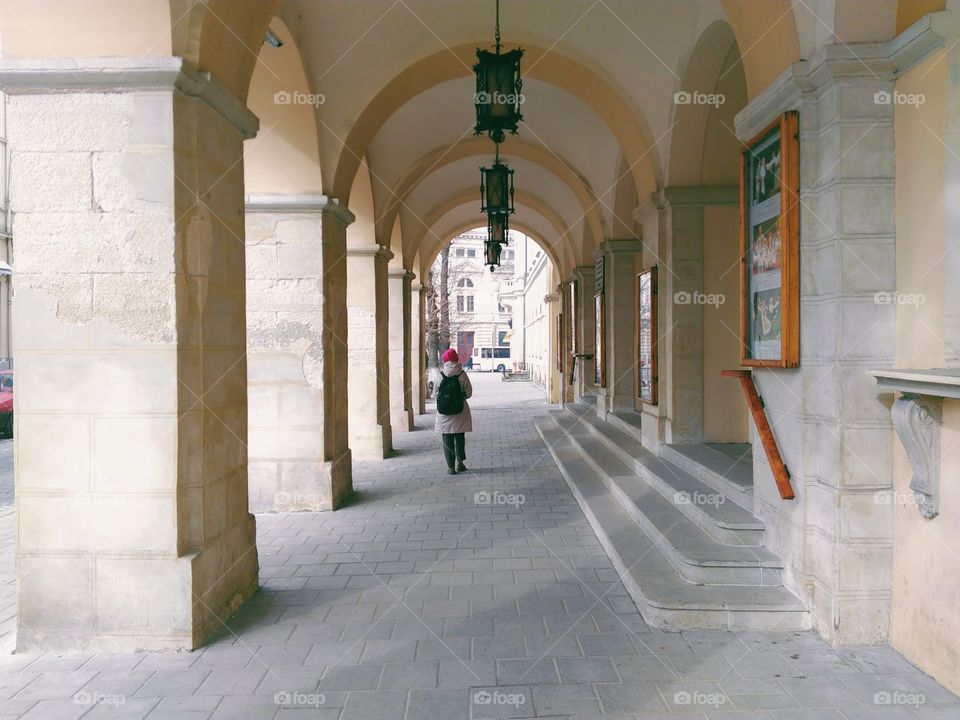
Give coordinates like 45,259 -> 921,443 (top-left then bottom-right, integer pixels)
869,368 -> 960,519
891,394 -> 942,519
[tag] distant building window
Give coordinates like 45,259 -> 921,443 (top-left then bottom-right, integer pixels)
457,278 -> 474,288
498,330 -> 508,345
467,249 -> 476,257
456,248 -> 465,257
467,295 -> 474,312
458,295 -> 474,312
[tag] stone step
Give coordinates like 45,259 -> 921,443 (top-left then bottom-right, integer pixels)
535,420 -> 811,632
661,443 -> 754,511
559,409 -> 765,546
547,416 -> 783,586
606,411 -> 644,444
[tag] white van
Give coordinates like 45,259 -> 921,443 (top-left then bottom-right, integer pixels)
472,346 -> 511,372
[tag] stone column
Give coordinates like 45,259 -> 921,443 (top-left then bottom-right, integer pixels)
544,290 -> 562,403
245,195 -> 353,512
595,240 -> 643,418
557,282 -> 575,404
347,245 -> 393,458
736,46 -> 902,645
659,186 -> 740,444
571,265 -> 596,401
388,268 -> 414,432
414,283 -> 426,415
5,58 -> 258,652
321,210 -> 353,507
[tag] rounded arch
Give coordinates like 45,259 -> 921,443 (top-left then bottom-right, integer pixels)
332,42 -> 658,207
420,224 -> 561,283
378,136 -> 606,254
172,0 -> 281,102
410,189 -> 575,277
244,16 -> 323,195
720,0 -> 800,99
668,20 -> 747,186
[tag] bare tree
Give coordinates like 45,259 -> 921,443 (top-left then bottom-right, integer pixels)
437,245 -> 451,353
425,270 -> 440,371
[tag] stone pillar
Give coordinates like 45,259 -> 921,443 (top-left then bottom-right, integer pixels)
544,290 -> 562,404
414,283 -> 426,415
388,268 -> 414,432
595,240 -> 643,418
736,47 -> 900,645
571,265 -> 596,401
321,211 -> 353,507
347,245 -> 393,458
557,282 -> 575,404
5,58 -> 258,651
659,186 -> 740,444
245,195 -> 353,512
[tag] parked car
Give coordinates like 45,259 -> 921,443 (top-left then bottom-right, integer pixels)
0,371 -> 12,438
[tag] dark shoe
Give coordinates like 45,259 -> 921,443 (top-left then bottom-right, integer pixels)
447,467 -> 457,475
457,462 -> 467,472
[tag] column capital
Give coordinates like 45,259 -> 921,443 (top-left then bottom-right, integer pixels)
347,244 -> 393,261
661,185 -> 738,208
245,194 -> 356,224
0,55 -> 260,138
594,239 -> 644,260
737,11 -> 960,140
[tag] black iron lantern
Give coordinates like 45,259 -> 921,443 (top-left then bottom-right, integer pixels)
484,234 -> 503,270
480,147 -> 515,215
473,0 -> 523,144
485,212 -> 509,271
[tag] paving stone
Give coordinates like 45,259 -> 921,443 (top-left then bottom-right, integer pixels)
407,688 -> 469,720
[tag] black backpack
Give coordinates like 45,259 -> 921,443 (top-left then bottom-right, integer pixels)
436,371 -> 464,415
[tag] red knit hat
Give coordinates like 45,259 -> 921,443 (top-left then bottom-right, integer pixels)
442,348 -> 459,363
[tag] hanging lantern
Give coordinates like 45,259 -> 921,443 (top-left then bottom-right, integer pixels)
480,148 -> 515,215
485,212 -> 509,271
473,0 -> 523,144
488,211 -> 508,246
484,236 -> 503,270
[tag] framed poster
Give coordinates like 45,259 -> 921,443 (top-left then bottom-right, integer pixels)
569,280 -> 578,354
636,267 -> 657,404
739,111 -> 799,367
557,313 -> 564,372
594,293 -> 606,387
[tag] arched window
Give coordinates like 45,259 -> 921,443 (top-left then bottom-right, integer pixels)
457,278 -> 474,288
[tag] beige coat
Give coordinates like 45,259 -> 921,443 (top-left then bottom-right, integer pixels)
434,361 -> 473,433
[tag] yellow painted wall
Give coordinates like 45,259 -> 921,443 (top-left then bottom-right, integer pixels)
703,205 -> 748,442
891,48 -> 960,695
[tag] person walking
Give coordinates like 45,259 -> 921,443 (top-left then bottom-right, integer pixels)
435,348 -> 473,474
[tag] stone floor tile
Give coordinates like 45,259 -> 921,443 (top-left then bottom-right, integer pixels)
339,690 -> 407,720
406,688 -> 469,720
531,683 -> 601,717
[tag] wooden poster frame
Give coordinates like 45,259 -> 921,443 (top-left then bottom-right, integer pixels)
594,293 -> 606,387
636,267 -> 658,405
557,313 -> 564,372
738,111 -> 800,368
